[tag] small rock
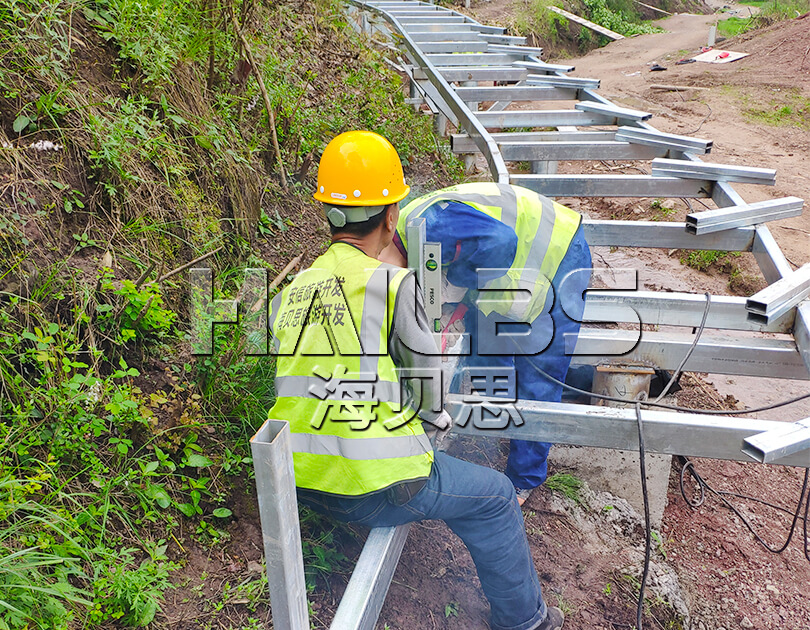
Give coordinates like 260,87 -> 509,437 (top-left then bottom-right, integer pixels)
766,584 -> 780,596
247,560 -> 264,574
741,617 -> 754,629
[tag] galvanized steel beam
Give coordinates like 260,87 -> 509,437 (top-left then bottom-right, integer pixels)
415,66 -> 528,82
499,140 -> 664,161
575,101 -> 652,122
686,197 -> 805,234
425,53 -> 521,66
615,126 -> 712,154
582,220 -> 755,250
451,131 -> 616,152
794,302 -> 810,372
454,85 -> 579,102
475,110 -> 614,128
652,158 -> 777,186
752,225 -> 794,284
512,174 -> 713,198
742,419 -> 810,464
527,74 -> 601,89
445,395 -> 810,468
746,263 -> 810,324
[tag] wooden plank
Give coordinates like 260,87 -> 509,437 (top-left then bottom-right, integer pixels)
548,6 -> 625,40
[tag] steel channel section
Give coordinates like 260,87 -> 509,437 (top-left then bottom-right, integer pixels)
454,86 -> 579,101
250,420 -> 309,630
746,263 -> 810,323
329,525 -> 412,630
582,291 -> 794,333
752,225 -> 794,284
512,174 -> 713,199
488,43 -> 545,55
582,220 -> 755,250
417,67 -> 528,82
569,329 -> 810,380
483,35 -> 531,46
685,197 -> 805,235
527,74 -> 600,89
742,419 -> 810,465
350,1 -> 510,182
614,126 -> 712,153
409,31 -> 484,42
445,395 -> 810,467
514,60 -> 576,73
651,158 -> 777,185
575,101 -> 652,121
418,42 -> 489,53
499,141 -> 665,161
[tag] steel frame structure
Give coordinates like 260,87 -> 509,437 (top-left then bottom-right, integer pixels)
251,2 -> 810,628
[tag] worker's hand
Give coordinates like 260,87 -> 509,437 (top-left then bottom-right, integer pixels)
429,409 -> 453,431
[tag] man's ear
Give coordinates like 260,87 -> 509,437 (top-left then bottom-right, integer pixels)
385,203 -> 397,231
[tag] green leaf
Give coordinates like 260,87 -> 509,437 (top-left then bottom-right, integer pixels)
212,508 -> 232,518
176,502 -> 196,517
184,453 -> 212,468
13,115 -> 30,133
194,135 -> 213,150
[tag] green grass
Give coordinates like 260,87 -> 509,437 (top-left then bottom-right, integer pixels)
546,473 -> 585,505
744,90 -> 810,130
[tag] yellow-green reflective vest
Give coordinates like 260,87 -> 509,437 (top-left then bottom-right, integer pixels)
398,183 -> 582,322
267,243 -> 434,496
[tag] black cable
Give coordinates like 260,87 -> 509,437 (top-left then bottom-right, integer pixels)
635,401 -> 651,630
678,456 -> 810,557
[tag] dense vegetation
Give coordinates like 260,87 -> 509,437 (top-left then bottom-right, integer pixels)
0,0 -> 459,626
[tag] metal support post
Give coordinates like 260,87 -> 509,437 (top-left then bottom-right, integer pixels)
433,110 -> 448,137
250,420 -> 309,630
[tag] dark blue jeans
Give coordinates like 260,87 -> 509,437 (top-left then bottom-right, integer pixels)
458,226 -> 592,489
298,452 -> 548,630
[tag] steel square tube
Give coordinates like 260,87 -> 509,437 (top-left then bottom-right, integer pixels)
575,101 -> 652,122
476,110 -> 613,127
511,174 -> 713,198
454,86 -> 579,102
499,140 -> 663,161
415,66 -> 528,82
487,43 -> 545,55
514,60 -> 576,73
795,302 -> 810,373
425,53 -> 519,66
581,220 -> 755,250
686,196 -> 804,234
250,420 -> 309,630
746,263 -> 810,323
445,395 -> 810,467
582,291 -> 794,333
451,131 -> 615,152
329,525 -> 411,630
742,419 -> 810,464
615,126 -> 711,153
409,31 -> 483,41
652,158 -> 777,186
569,328 -> 810,380
480,34 -> 528,45
417,41 -> 489,53
527,74 -> 600,89
752,224 -> 793,284
404,23 -> 480,32
397,15 -> 469,23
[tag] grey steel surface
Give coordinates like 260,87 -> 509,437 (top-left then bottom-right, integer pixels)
794,302 -> 810,372
512,174 -> 713,198
451,131 -> 616,152
488,43 -> 545,55
752,225 -> 794,284
329,525 -> 412,630
686,197 -> 804,234
498,140 -> 664,161
652,157 -> 777,186
454,85 -> 579,102
583,220 -> 756,250
742,419 -> 810,464
514,60 -> 576,73
445,395 -> 810,468
409,31 -> 483,41
575,101 -> 652,122
481,34 -> 528,45
746,263 -> 810,323
425,53 -> 521,66
250,420 -> 309,630
416,66 -> 528,82
417,41 -> 489,53
582,291 -> 794,333
526,74 -> 600,89
475,110 -> 614,127
569,328 -> 810,380
614,126 -> 712,153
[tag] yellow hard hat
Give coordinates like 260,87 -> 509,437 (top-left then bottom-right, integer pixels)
314,130 -> 410,208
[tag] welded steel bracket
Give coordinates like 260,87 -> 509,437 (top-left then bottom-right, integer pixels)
742,418 -> 810,464
746,263 -> 810,324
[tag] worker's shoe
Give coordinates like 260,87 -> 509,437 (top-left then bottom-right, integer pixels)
535,606 -> 564,630
515,487 -> 534,506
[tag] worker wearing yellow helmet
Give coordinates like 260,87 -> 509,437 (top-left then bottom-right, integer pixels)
267,130 -> 565,630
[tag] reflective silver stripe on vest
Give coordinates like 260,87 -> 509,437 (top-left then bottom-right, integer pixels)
359,267 -> 388,373
408,184 -> 519,232
274,374 -> 402,404
268,292 -> 284,352
290,431 -> 432,460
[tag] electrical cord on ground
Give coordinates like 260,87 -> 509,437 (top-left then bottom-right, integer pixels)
635,401 -> 652,630
678,456 -> 810,562
654,293 -> 711,402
